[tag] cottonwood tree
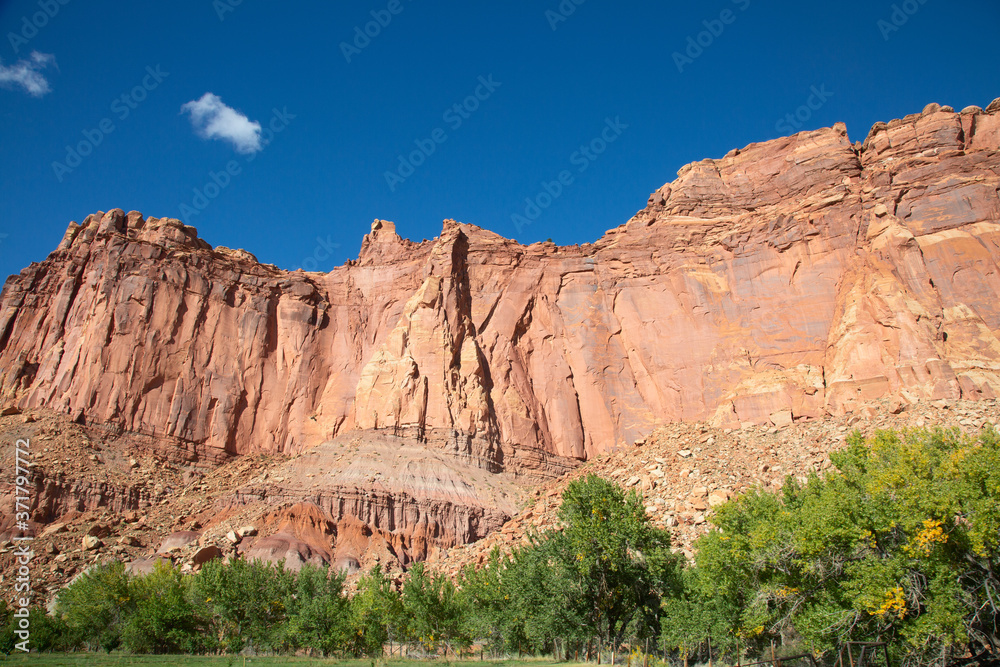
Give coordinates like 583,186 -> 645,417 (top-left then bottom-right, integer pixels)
689,427 -> 1000,667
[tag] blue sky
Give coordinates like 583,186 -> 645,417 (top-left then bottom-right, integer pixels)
1,0 -> 998,280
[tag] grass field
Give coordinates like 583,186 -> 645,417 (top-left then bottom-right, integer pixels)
0,657 -> 592,667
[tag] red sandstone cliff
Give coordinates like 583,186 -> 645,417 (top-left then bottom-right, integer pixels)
2,100 -> 1000,472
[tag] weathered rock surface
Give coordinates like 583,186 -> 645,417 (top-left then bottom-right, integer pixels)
433,396 -> 1000,575
2,101 -> 1000,597
156,531 -> 201,553
3,104 -> 999,469
224,431 -> 518,568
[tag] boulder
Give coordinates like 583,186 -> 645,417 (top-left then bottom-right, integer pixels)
86,524 -> 110,538
242,533 -> 329,571
192,546 -> 223,567
770,411 -> 794,428
156,531 -> 201,553
708,490 -> 732,507
126,556 -> 171,576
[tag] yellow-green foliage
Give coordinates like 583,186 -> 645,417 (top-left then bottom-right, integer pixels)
685,427 -> 1000,667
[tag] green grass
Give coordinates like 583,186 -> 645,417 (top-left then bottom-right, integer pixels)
0,657 -> 588,667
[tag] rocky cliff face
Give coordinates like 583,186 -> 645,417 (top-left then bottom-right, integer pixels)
2,101 -> 1000,473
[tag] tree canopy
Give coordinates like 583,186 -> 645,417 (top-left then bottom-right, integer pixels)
688,427 -> 1000,666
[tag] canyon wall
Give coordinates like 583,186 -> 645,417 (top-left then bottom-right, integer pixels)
2,101 -> 999,472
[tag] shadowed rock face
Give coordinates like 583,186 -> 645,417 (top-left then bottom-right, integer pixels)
1,102 -> 1000,475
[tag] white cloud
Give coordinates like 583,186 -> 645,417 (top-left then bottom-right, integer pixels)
0,51 -> 56,97
181,92 -> 262,154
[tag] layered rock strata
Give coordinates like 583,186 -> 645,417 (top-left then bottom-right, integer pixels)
1,101 -> 999,473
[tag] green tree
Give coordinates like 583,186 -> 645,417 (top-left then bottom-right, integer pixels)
349,564 -> 403,657
401,562 -> 469,655
660,566 -> 741,663
1,603 -> 73,654
457,547 -> 538,655
192,557 -> 295,652
283,564 -> 350,655
557,474 -> 681,647
54,561 -> 133,652
19,608 -> 73,652
690,427 -> 1000,667
121,561 -> 205,653
457,474 -> 681,655
521,532 -> 592,652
